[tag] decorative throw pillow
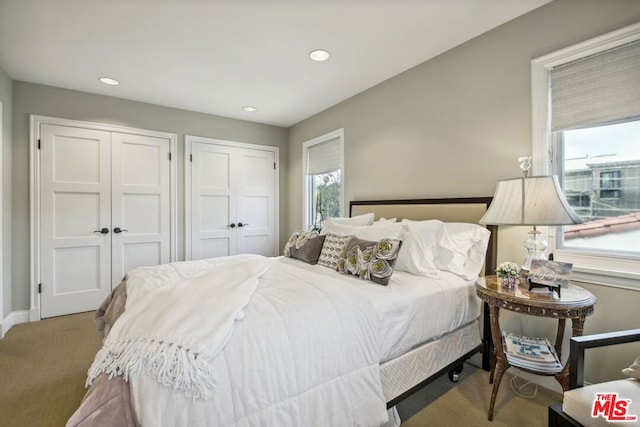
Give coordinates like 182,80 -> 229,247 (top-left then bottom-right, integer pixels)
283,230 -> 326,265
317,233 -> 353,270
622,355 -> 640,380
338,237 -> 402,286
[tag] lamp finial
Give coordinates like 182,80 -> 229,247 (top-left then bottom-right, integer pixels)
518,157 -> 531,177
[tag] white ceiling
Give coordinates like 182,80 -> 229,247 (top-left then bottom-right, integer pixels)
0,0 -> 550,127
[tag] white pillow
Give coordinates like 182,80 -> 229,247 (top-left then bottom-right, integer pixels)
320,213 -> 375,234
373,217 -> 397,224
435,222 -> 491,280
394,219 -> 444,278
322,221 -> 408,241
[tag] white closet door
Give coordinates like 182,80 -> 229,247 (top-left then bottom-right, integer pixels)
111,133 -> 171,286
235,148 -> 275,256
40,124 -> 112,318
190,142 -> 236,260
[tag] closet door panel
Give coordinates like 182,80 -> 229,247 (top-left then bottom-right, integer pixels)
122,242 -> 162,275
40,124 -> 112,318
111,133 -> 171,286
236,148 -> 275,256
190,142 -> 236,260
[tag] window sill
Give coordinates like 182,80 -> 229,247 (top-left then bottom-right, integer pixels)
553,250 -> 640,291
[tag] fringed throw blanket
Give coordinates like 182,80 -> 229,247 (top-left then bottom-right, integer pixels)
87,255 -> 270,400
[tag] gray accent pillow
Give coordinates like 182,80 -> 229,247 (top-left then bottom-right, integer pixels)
283,231 -> 326,265
338,237 -> 402,286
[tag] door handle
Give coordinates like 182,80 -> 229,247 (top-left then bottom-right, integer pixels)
228,223 -> 236,228
113,227 -> 128,234
93,227 -> 109,234
237,222 -> 249,228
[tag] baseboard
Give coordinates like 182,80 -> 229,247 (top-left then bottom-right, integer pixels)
1,310 -> 30,337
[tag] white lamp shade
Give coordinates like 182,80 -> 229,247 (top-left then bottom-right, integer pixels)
480,176 -> 583,226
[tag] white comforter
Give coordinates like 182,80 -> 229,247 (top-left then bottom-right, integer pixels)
116,255 -> 389,427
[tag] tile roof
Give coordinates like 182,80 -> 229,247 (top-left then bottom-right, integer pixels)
565,212 -> 640,238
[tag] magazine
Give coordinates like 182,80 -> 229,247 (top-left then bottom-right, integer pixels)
502,331 -> 563,373
527,259 -> 573,296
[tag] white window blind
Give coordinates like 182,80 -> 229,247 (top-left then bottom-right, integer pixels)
551,40 -> 640,131
306,137 -> 341,175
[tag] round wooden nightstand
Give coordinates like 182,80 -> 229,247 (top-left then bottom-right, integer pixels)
475,275 -> 596,421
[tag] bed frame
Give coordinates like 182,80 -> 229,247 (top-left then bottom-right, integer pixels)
349,197 -> 496,407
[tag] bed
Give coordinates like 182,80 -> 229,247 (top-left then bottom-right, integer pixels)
67,197 -> 496,427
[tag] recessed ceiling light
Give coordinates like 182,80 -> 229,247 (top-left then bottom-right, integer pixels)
99,77 -> 120,86
309,49 -> 330,62
242,106 -> 257,112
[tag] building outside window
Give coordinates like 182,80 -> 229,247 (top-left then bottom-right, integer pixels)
302,129 -> 344,230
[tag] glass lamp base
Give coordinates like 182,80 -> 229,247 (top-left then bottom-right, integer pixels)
522,226 -> 547,271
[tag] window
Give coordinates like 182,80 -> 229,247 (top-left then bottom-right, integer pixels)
555,120 -> 640,254
532,23 -> 640,288
599,170 -> 621,199
302,129 -> 344,229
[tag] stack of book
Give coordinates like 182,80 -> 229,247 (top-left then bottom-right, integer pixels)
502,331 -> 563,373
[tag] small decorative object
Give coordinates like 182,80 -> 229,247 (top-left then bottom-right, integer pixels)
527,259 -> 572,297
496,261 -> 520,288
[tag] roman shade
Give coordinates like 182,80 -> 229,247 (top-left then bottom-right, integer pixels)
551,39 -> 640,131
306,136 -> 341,175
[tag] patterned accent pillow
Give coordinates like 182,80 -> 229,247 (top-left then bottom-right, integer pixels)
317,233 -> 353,270
283,230 -> 326,265
338,237 -> 402,286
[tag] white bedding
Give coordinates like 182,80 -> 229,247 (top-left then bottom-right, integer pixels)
276,257 -> 481,361
123,255 -> 389,427
78,253 -> 481,427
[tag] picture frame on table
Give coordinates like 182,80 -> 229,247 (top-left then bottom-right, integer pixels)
527,259 -> 573,297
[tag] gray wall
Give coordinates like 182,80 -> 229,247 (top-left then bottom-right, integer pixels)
288,0 -> 640,227
287,0 -> 640,388
0,66 -> 12,321
12,82 -> 288,312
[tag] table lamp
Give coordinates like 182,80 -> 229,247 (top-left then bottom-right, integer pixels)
479,157 -> 583,271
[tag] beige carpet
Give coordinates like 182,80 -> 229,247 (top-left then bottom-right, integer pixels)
398,367 -> 562,426
0,312 -> 562,426
0,312 -> 102,427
